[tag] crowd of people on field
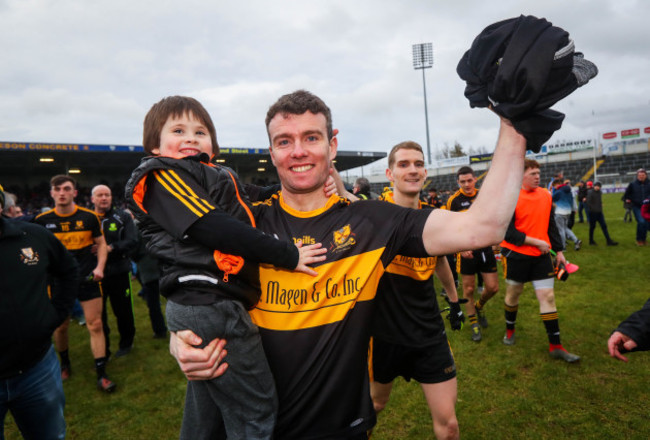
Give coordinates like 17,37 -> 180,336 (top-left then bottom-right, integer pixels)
3,15 -> 650,438
2,91 -> 649,440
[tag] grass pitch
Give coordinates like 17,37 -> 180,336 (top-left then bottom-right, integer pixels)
4,193 -> 649,439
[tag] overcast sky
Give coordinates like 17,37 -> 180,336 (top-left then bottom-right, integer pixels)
1,0 -> 648,173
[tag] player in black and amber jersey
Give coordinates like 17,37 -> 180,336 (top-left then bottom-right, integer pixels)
368,141 -> 464,440
427,187 -> 443,209
126,95 -> 329,440
169,90 -> 528,440
34,175 -> 115,392
447,166 -> 500,343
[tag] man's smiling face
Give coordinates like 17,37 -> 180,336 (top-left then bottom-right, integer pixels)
268,111 -> 337,195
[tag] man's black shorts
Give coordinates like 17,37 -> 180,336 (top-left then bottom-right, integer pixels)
371,337 -> 456,384
458,247 -> 497,275
503,253 -> 555,283
78,280 -> 103,302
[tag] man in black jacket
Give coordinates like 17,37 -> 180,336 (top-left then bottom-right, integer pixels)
91,185 -> 139,358
0,184 -> 80,439
623,168 -> 650,246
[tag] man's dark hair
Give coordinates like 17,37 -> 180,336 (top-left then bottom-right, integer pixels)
50,174 -> 76,189
265,90 -> 333,142
143,96 -> 219,155
456,166 -> 475,178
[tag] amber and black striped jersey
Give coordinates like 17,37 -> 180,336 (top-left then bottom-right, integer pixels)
142,167 -> 228,239
34,206 -> 102,277
126,155 -> 298,307
446,187 -> 478,212
446,187 -> 493,257
371,192 -> 446,348
249,193 -> 430,439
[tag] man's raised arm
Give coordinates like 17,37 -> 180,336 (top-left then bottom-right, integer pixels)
422,118 -> 526,256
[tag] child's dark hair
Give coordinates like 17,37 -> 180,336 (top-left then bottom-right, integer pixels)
143,96 -> 219,155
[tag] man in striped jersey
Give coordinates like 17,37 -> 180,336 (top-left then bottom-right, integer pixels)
35,175 -> 116,391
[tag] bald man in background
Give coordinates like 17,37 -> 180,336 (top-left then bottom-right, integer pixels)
92,185 -> 138,358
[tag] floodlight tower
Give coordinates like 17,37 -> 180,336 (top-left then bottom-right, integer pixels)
412,43 -> 434,165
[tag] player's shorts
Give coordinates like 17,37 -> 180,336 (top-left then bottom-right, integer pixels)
458,246 -> 497,275
78,280 -> 103,302
371,337 -> 456,384
502,253 -> 555,284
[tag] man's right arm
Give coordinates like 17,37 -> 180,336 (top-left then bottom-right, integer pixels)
422,119 -> 526,256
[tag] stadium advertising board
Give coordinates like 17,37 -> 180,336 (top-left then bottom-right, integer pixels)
470,153 -> 494,163
219,147 -> 267,154
434,156 -> 470,168
0,141 -> 144,153
546,138 -> 595,154
600,126 -> 650,143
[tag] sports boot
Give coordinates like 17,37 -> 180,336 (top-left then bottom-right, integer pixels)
471,323 -> 482,342
97,376 -> 117,393
476,305 -> 489,328
549,348 -> 580,363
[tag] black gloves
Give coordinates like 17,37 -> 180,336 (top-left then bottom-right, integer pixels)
445,297 -> 467,331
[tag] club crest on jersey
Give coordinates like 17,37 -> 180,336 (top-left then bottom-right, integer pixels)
75,220 -> 85,230
20,247 -> 40,265
330,224 -> 356,252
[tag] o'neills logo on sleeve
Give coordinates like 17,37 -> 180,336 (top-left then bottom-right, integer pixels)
250,248 -> 385,330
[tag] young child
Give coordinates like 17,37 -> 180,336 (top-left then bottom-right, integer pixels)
125,96 -> 327,439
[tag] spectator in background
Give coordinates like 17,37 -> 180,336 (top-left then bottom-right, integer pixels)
353,177 -> 373,200
585,182 -> 618,246
92,185 -> 139,358
584,181 -> 593,222
576,181 -> 588,223
1,184 -> 80,439
1,191 -> 35,222
0,191 -> 19,218
608,298 -> 650,362
552,179 -> 582,251
132,223 -> 167,339
623,168 -> 650,246
548,170 -> 564,191
566,179 -> 578,230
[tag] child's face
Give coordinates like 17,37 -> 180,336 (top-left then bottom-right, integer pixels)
153,112 -> 213,159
